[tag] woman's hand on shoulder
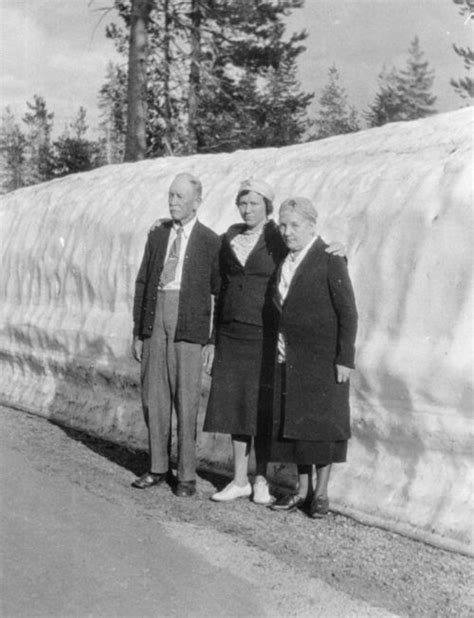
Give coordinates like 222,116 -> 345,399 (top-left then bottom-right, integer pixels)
149,218 -> 161,232
149,218 -> 170,233
326,242 -> 346,257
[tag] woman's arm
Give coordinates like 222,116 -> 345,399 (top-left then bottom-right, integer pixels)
327,255 -> 358,369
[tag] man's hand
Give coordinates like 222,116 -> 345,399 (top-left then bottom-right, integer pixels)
131,336 -> 144,363
326,242 -> 346,257
202,343 -> 215,375
336,364 -> 352,383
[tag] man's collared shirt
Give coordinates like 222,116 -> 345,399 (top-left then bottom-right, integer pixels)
161,216 -> 198,291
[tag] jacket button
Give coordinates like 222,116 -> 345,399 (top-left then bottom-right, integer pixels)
148,325 -> 153,330
150,311 -> 154,316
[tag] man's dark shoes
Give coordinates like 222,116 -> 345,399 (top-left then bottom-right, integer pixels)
131,472 -> 167,489
270,493 -> 305,511
310,495 -> 329,518
174,481 -> 196,498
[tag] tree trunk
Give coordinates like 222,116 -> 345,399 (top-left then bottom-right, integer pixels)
187,0 -> 202,153
162,0 -> 173,155
124,0 -> 153,162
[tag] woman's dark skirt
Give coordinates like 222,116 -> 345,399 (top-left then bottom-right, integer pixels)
204,322 -> 264,436
257,363 -> 347,466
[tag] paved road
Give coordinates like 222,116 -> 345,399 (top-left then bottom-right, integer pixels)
0,409 -> 399,618
1,446 -> 266,618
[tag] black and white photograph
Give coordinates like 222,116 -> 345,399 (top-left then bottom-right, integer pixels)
0,1 -> 473,616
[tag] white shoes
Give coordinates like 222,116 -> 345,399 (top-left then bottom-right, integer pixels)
210,478 -> 274,504
252,478 -> 275,505
211,481 -> 252,502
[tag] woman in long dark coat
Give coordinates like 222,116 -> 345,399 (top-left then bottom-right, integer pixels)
261,196 -> 358,517
204,180 -> 345,504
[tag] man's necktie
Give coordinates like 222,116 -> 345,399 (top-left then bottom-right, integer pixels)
159,227 -> 183,287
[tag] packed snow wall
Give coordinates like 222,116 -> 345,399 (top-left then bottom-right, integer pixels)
0,109 -> 472,553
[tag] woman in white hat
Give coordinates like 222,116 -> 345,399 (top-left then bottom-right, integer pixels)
204,179 -> 343,504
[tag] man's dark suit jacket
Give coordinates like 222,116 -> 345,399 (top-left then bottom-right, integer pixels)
133,219 -> 221,345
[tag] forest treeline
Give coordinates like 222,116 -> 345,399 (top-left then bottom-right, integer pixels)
0,0 -> 471,194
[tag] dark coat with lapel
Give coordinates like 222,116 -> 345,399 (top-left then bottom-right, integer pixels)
265,237 -> 358,442
217,220 -> 287,329
133,219 -> 221,345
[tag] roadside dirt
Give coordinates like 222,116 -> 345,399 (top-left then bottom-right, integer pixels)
1,406 -> 472,618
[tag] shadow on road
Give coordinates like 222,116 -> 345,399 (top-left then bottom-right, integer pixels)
48,420 -> 149,476
47,420 -> 230,492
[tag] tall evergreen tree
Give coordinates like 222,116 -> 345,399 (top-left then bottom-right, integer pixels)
195,0 -> 312,152
186,0 -> 202,153
22,95 -> 54,185
52,107 -> 103,178
451,44 -> 474,99
254,57 -> 314,147
0,107 -> 27,193
365,67 -> 403,127
102,0 -> 313,156
312,65 -> 359,139
397,36 -> 437,120
70,106 -> 88,139
1,101 -> 105,191
451,0 -> 474,99
124,0 -> 154,161
366,36 -> 437,127
98,62 -> 127,163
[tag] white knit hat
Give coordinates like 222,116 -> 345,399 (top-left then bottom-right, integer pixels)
237,177 -> 275,203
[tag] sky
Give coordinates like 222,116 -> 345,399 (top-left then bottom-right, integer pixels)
0,0 -> 472,137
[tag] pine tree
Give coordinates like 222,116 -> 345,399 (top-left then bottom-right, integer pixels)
397,36 -> 437,120
2,102 -> 103,189
451,0 -> 474,99
124,0 -> 154,161
365,67 -> 404,127
195,0 -> 313,151
102,0 -> 313,156
22,95 -> 55,185
103,1 -> 187,157
52,107 -> 103,177
70,106 -> 88,139
254,57 -> 313,147
366,37 -> 437,127
312,65 -> 359,139
451,45 -> 474,99
98,62 -> 127,164
0,107 -> 27,193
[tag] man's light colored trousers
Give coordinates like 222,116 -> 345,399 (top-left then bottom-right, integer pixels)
141,290 -> 202,482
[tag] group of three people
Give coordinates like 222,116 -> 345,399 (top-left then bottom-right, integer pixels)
131,172 -> 357,518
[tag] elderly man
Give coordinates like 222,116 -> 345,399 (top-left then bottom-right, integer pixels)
131,173 -> 220,497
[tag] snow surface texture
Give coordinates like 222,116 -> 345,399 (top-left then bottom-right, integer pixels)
0,109 -> 472,554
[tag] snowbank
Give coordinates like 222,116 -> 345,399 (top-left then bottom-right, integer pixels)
0,108 -> 472,554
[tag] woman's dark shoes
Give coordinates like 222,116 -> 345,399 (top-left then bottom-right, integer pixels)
310,495 -> 329,518
270,493 -> 306,511
174,481 -> 196,497
131,472 -> 167,489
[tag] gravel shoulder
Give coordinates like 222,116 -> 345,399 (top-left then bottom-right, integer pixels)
1,406 -> 472,617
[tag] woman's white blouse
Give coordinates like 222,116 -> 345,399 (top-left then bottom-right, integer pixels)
230,229 -> 262,266
277,236 -> 318,362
